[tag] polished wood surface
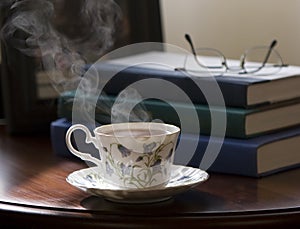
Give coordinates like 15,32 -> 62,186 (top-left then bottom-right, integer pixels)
0,125 -> 300,228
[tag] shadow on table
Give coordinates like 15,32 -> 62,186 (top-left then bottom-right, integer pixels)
80,189 -> 226,216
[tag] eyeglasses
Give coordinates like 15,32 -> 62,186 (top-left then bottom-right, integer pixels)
175,34 -> 288,76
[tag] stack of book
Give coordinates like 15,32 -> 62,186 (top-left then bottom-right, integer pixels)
51,51 -> 300,177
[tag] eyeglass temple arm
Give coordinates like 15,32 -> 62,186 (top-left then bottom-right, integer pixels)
262,40 -> 277,67
265,40 -> 288,67
264,40 -> 288,68
240,39 -> 278,69
185,34 -> 207,68
185,34 -> 197,56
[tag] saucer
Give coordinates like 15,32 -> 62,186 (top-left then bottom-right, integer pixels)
66,165 -> 209,203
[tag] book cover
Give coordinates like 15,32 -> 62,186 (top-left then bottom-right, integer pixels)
51,118 -> 73,159
50,118 -> 99,160
51,118 -> 300,177
187,127 -> 300,177
58,91 -> 300,138
87,51 -> 300,108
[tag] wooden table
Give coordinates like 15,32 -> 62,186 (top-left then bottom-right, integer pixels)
0,125 -> 300,228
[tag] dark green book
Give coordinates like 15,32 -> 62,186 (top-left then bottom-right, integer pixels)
58,91 -> 300,138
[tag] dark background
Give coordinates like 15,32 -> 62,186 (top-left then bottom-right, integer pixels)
0,0 -> 163,134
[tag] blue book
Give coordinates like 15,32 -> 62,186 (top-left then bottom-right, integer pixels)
184,128 -> 300,177
50,118 -> 75,159
89,51 -> 300,108
51,118 -> 300,177
50,118 -> 99,160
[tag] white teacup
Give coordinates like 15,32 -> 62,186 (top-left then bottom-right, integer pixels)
65,122 -> 180,189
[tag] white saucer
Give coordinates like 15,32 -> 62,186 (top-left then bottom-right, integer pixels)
66,164 -> 209,203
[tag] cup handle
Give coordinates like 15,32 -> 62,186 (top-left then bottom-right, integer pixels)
65,124 -> 102,167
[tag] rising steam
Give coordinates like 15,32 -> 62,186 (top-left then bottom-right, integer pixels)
1,0 -> 121,93
0,0 -> 151,124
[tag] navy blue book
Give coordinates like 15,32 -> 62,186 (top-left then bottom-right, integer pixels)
51,118 -> 300,177
50,118 -> 75,159
50,118 -> 99,160
89,51 -> 300,108
185,128 -> 300,177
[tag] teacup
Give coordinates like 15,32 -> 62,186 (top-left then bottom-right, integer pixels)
65,122 -> 180,189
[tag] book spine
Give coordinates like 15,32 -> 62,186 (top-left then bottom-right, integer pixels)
217,79 -> 249,107
58,93 -> 249,138
144,100 -> 248,138
50,118 -> 75,159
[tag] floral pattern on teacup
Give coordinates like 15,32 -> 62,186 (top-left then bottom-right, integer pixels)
104,140 -> 175,189
143,142 -> 157,153
117,144 -> 131,157
105,161 -> 114,176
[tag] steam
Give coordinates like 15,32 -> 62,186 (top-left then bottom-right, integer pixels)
111,87 -> 151,123
1,0 -> 152,124
1,0 -> 121,93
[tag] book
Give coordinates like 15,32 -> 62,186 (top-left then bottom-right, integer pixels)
88,51 -> 300,108
50,118 -> 99,160
186,127 -> 300,177
51,118 -> 74,159
35,71 -> 60,99
51,118 -> 300,177
58,91 -> 300,138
